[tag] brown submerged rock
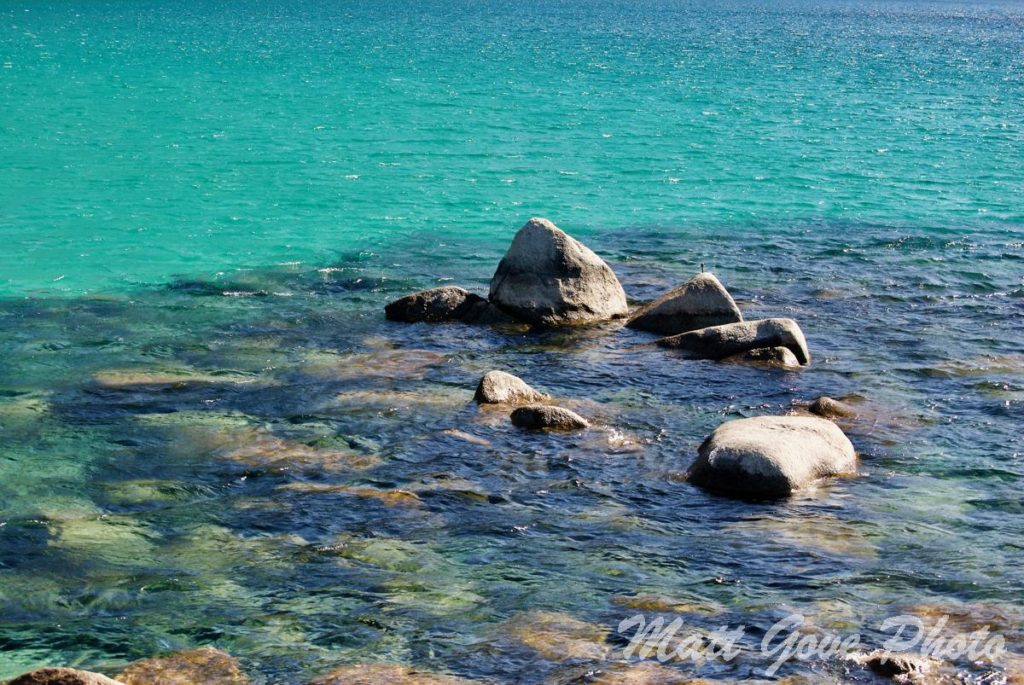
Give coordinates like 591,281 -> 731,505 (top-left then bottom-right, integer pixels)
688,416 -> 857,499
489,218 -> 628,326
307,664 -> 477,685
474,370 -> 549,405
580,661 -> 705,684
117,646 -> 249,685
627,272 -> 742,336
511,405 -> 589,431
501,610 -> 610,662
657,318 -> 810,366
6,669 -> 123,685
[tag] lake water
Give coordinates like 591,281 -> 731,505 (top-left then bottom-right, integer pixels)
1,0 -> 1022,682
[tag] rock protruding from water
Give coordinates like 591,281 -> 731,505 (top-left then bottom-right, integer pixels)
657,318 -> 810,365
489,218 -> 628,326
852,650 -> 939,683
723,346 -> 802,368
384,286 -> 506,324
511,405 -> 589,431
474,370 -> 548,405
117,646 -> 250,685
627,272 -> 742,335
6,669 -> 124,685
688,416 -> 856,499
809,396 -> 858,419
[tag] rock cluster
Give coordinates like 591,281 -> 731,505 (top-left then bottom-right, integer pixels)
386,218 -> 627,328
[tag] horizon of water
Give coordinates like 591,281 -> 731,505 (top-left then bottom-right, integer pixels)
1,1 -> 1024,683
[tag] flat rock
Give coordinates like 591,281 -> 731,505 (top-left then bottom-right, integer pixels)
307,664 -> 477,685
511,405 -> 589,431
688,416 -> 857,499
627,272 -> 742,335
657,318 -> 810,365
117,646 -> 249,685
384,286 -> 490,323
722,346 -> 801,368
489,218 -> 627,326
474,370 -> 548,404
6,669 -> 124,685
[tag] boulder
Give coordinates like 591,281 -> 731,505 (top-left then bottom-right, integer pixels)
809,396 -> 858,419
688,416 -> 857,499
511,405 -> 589,431
489,218 -> 628,326
6,669 -> 124,685
626,272 -> 742,335
117,646 -> 249,685
722,346 -> 801,368
657,318 -> 810,365
474,371 -> 548,405
384,286 -> 514,324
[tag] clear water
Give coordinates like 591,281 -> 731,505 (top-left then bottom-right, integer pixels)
1,0 -> 1023,683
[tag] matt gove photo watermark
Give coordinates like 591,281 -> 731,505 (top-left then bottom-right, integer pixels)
618,612 -> 1007,676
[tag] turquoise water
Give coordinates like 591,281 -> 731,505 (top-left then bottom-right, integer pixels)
2,0 -> 1022,295
2,1 -> 1024,683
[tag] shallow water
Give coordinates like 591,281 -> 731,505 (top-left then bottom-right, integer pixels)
1,222 -> 1023,682
2,0 -> 1024,682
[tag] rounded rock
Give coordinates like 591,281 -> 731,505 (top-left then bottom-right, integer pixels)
688,415 -> 857,499
510,405 -> 589,431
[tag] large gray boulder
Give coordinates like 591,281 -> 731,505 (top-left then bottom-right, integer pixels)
6,669 -> 124,685
511,405 -> 589,431
489,218 -> 628,326
385,286 -> 511,324
657,318 -> 810,365
474,370 -> 548,405
688,416 -> 857,498
627,272 -> 742,335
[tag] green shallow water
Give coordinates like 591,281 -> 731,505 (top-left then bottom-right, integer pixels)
1,0 -> 1024,683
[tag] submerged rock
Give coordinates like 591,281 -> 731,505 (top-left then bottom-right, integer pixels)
722,346 -> 801,369
474,370 -> 549,405
307,664 -> 477,685
809,396 -> 858,419
688,416 -> 857,499
657,318 -> 810,365
626,272 -> 742,335
500,610 -> 610,662
117,646 -> 249,685
384,286 -> 508,324
578,661 -> 702,684
6,668 -> 123,685
511,405 -> 589,431
489,218 -> 628,326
